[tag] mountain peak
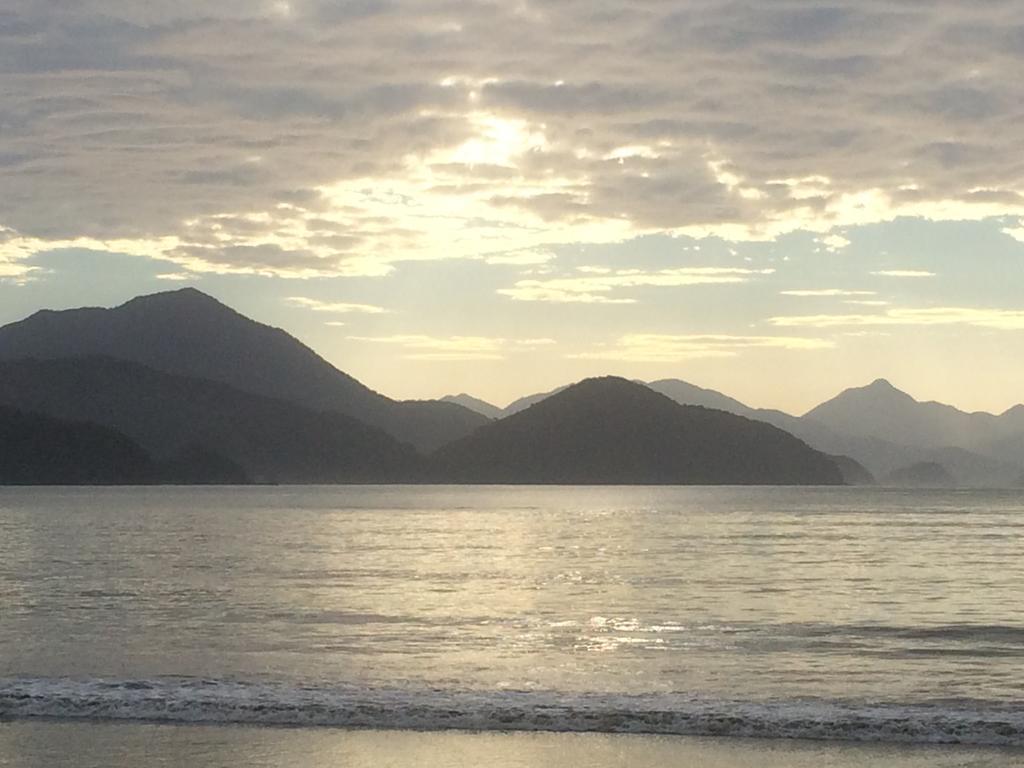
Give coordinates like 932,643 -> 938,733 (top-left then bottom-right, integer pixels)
122,287 -> 228,311
440,393 -> 502,420
570,375 -> 635,393
0,288 -> 489,452
431,376 -> 843,485
848,378 -> 914,402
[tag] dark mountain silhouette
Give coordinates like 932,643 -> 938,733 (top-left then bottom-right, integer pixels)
828,454 -> 875,485
501,385 -> 568,417
158,443 -> 250,485
882,461 -> 957,488
440,393 -> 501,420
0,405 -> 156,485
429,377 -> 844,485
0,357 -> 419,484
0,288 -> 487,453
445,385 -> 570,418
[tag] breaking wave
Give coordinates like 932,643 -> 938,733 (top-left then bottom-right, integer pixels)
3,677 -> 1024,747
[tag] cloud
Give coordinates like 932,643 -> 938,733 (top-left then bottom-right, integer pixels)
571,333 -> 834,362
499,267 -> 773,303
768,307 -> 1024,330
348,333 -> 556,360
818,233 -> 851,252
871,270 -> 936,278
780,288 -> 876,297
0,261 -> 35,280
2,2 -> 1024,276
285,296 -> 388,314
483,248 -> 555,266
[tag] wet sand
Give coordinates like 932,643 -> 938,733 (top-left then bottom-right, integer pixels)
1,722 -> 1022,768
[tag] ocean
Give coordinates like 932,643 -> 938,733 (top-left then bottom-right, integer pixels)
1,485 -> 1023,765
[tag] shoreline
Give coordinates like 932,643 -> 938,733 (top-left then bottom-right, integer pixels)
3,721 -> 1023,768
5,676 -> 1024,748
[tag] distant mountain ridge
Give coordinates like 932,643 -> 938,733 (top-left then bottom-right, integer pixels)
440,393 -> 502,420
3,287 -> 1022,487
472,377 -> 1024,487
0,288 -> 487,453
804,378 -> 1023,450
440,386 -> 568,419
430,377 -> 844,485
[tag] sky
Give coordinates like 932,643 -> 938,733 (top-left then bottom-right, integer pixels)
1,1 -> 1024,414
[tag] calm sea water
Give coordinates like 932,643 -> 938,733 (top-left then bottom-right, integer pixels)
1,485 -> 1023,746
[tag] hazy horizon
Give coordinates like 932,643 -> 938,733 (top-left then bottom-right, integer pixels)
2,2 -> 1023,414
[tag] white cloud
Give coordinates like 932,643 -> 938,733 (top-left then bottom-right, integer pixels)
768,307 -> 1024,330
871,270 -> 936,278
780,289 -> 876,297
499,267 -> 773,303
347,333 -> 556,360
514,338 -> 557,347
604,145 -> 661,161
483,249 -> 555,266
571,333 -> 834,362
819,234 -> 851,252
1003,224 -> 1024,243
0,262 -> 35,279
285,296 -> 388,314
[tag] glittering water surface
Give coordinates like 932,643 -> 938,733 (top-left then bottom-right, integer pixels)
1,485 -> 1023,745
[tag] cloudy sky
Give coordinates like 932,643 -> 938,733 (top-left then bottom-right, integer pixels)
2,0 -> 1024,413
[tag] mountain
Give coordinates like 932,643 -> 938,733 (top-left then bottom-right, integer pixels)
642,377 -> 1024,487
882,461 -> 957,488
501,385 -> 568,417
0,405 -> 156,485
441,393 -> 501,420
0,288 -> 488,452
804,378 -> 1013,450
828,455 -> 875,485
646,378 -> 754,415
429,377 -> 844,485
0,357 -> 419,484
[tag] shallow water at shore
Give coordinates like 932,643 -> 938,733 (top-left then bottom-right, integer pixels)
3,722 -> 1023,768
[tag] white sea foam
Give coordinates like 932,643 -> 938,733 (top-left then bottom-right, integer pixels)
2,678 -> 1023,747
